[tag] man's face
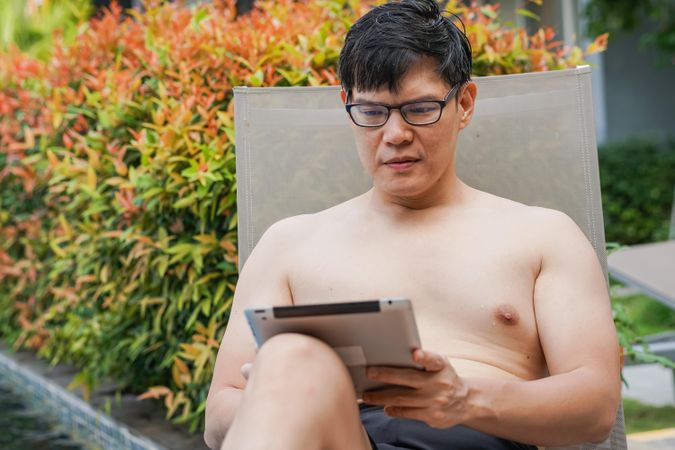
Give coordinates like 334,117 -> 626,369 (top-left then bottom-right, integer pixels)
344,59 -> 476,204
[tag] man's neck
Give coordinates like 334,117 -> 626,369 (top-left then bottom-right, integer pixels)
367,176 -> 472,218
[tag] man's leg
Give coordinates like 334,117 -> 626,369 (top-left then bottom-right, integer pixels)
221,333 -> 373,450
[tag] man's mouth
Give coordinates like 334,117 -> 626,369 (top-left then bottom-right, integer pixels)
384,157 -> 420,170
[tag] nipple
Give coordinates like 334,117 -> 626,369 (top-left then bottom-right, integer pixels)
493,304 -> 520,326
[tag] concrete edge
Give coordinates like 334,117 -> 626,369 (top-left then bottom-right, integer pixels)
628,428 -> 675,441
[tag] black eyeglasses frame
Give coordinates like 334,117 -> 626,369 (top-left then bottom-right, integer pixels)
345,84 -> 462,128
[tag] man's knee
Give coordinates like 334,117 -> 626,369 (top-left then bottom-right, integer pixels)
256,333 -> 341,368
252,333 -> 351,386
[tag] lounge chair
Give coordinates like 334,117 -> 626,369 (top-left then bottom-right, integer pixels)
233,66 -> 627,450
607,188 -> 675,369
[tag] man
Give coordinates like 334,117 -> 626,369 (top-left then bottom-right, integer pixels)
204,1 -> 621,449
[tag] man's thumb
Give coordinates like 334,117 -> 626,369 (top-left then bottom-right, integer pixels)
241,362 -> 253,380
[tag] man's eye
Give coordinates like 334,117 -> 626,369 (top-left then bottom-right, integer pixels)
406,103 -> 437,114
358,107 -> 386,117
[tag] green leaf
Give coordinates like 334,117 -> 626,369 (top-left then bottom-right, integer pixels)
173,193 -> 198,209
191,8 -> 209,30
165,243 -> 196,256
186,303 -> 201,329
248,70 -> 264,87
140,187 -> 164,200
480,7 -> 497,19
516,8 -> 540,21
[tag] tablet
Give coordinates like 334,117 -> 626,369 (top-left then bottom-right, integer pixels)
245,298 -> 422,394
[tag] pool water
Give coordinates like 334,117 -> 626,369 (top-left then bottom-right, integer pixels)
0,382 -> 86,450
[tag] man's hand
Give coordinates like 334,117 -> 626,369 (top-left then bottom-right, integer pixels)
241,362 -> 253,380
361,349 -> 472,429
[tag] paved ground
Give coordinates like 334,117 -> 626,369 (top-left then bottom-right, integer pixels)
627,428 -> 675,449
623,363 -> 675,407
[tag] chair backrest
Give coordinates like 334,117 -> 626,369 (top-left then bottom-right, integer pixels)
234,66 -> 626,450
670,185 -> 675,240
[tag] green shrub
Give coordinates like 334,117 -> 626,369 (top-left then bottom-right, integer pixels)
0,0 -> 608,432
0,0 -> 92,60
612,293 -> 675,337
599,138 -> 675,245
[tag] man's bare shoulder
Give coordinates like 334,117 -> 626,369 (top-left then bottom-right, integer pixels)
469,190 -> 592,261
257,195 -> 365,247
475,190 -> 581,233
520,204 -> 587,244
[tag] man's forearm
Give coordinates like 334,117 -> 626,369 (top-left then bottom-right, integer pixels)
204,388 -> 244,450
464,368 -> 619,446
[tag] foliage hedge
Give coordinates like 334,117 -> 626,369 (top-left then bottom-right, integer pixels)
0,0 -> 607,432
0,0 -> 92,61
599,138 -> 675,245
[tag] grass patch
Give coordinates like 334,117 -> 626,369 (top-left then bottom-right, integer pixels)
613,283 -> 675,434
623,398 -> 675,434
611,291 -> 675,336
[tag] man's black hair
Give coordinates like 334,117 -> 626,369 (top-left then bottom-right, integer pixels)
338,0 -> 472,94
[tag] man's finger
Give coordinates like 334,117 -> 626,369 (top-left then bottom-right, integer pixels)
414,349 -> 446,372
385,406 -> 460,429
361,387 -> 426,407
367,366 -> 426,388
384,405 -> 432,423
240,362 -> 252,380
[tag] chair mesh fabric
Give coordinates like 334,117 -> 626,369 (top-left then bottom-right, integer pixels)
670,186 -> 675,240
234,67 -> 627,449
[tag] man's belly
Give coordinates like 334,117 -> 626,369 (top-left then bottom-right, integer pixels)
418,320 -> 548,382
449,357 -> 528,380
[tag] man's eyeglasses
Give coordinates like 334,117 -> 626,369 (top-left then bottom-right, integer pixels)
345,84 -> 461,128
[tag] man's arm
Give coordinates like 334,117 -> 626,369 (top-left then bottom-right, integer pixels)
363,209 -> 621,446
204,219 -> 296,449
468,209 -> 621,444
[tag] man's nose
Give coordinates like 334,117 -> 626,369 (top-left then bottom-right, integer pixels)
382,110 -> 413,145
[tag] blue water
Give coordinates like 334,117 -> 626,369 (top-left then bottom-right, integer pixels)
0,382 -> 85,450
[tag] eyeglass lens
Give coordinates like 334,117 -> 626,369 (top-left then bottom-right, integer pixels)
351,101 -> 442,126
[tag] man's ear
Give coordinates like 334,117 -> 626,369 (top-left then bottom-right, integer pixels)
340,88 -> 347,105
458,81 -> 477,130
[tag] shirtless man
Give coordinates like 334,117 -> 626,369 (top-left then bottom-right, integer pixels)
204,1 -> 621,449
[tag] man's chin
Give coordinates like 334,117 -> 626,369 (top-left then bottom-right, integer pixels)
374,182 -> 427,203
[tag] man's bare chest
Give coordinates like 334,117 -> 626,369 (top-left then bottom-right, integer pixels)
282,219 -> 549,378
287,230 -> 541,339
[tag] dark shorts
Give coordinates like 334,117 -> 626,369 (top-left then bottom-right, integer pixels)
360,404 -> 537,450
